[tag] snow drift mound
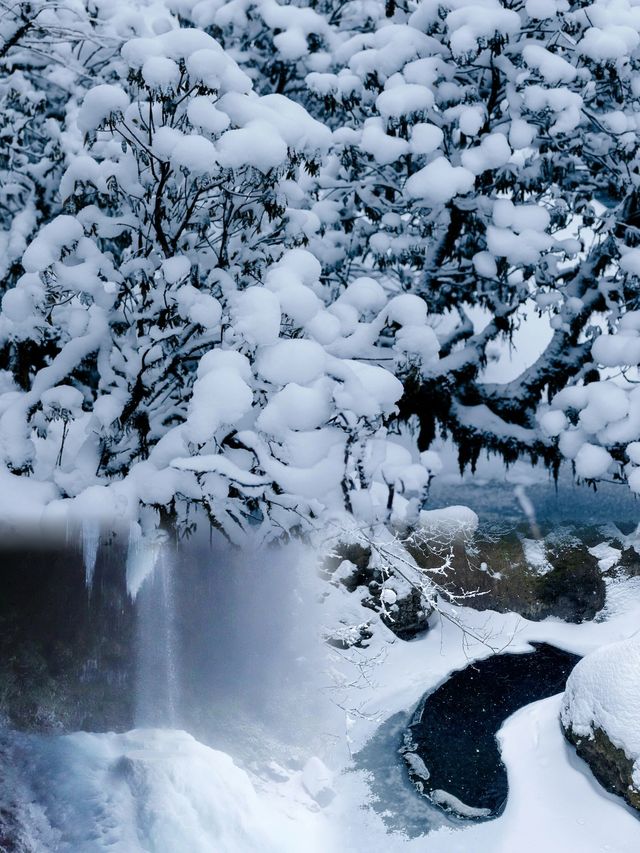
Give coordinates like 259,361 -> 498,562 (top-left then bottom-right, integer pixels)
11,728 -> 325,852
561,635 -> 640,812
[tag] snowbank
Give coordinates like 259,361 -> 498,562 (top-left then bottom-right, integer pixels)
561,634 -> 640,790
16,728 -> 328,852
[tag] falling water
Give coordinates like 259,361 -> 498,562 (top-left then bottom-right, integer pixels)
81,519 -> 100,589
133,534 -> 181,728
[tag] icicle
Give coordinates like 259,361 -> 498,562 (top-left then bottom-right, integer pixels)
81,518 -> 100,589
126,521 -> 164,599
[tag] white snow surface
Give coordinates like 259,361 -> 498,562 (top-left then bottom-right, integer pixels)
521,537 -> 553,575
4,530 -> 640,852
12,728 -> 328,853
322,537 -> 640,853
404,157 -> 475,204
418,504 -> 479,534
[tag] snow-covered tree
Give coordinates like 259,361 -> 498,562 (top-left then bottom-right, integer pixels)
0,24 -> 445,541
5,0 -> 640,541
174,0 -> 640,492
0,0 -> 178,294
298,0 -> 640,481
0,0 -> 81,291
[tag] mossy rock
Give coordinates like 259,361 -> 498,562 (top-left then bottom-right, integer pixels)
408,525 -> 605,623
324,541 -> 432,641
563,724 -> 640,813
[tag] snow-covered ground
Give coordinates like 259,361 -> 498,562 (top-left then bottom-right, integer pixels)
334,694 -> 640,853
325,566 -> 640,852
2,728 -> 331,853
3,537 -> 640,852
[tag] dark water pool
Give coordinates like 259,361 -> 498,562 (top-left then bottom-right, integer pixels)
403,643 -> 581,818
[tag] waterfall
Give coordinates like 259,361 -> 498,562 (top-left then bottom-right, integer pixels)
133,533 -> 181,728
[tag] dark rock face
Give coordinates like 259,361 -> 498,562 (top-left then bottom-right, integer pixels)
369,586 -> 431,641
563,725 -> 640,813
324,542 -> 432,642
535,537 -> 605,622
409,525 -> 606,623
0,536 -> 135,732
613,546 -> 640,578
323,543 -> 372,592
402,643 -> 581,819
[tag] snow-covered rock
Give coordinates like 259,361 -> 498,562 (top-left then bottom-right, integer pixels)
561,634 -> 640,812
325,538 -> 433,643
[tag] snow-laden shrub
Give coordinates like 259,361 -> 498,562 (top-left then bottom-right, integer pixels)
0,1 -> 92,290
0,1 -> 184,295
545,315 -> 640,490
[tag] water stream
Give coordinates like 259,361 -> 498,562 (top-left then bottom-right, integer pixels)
134,542 -> 180,728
